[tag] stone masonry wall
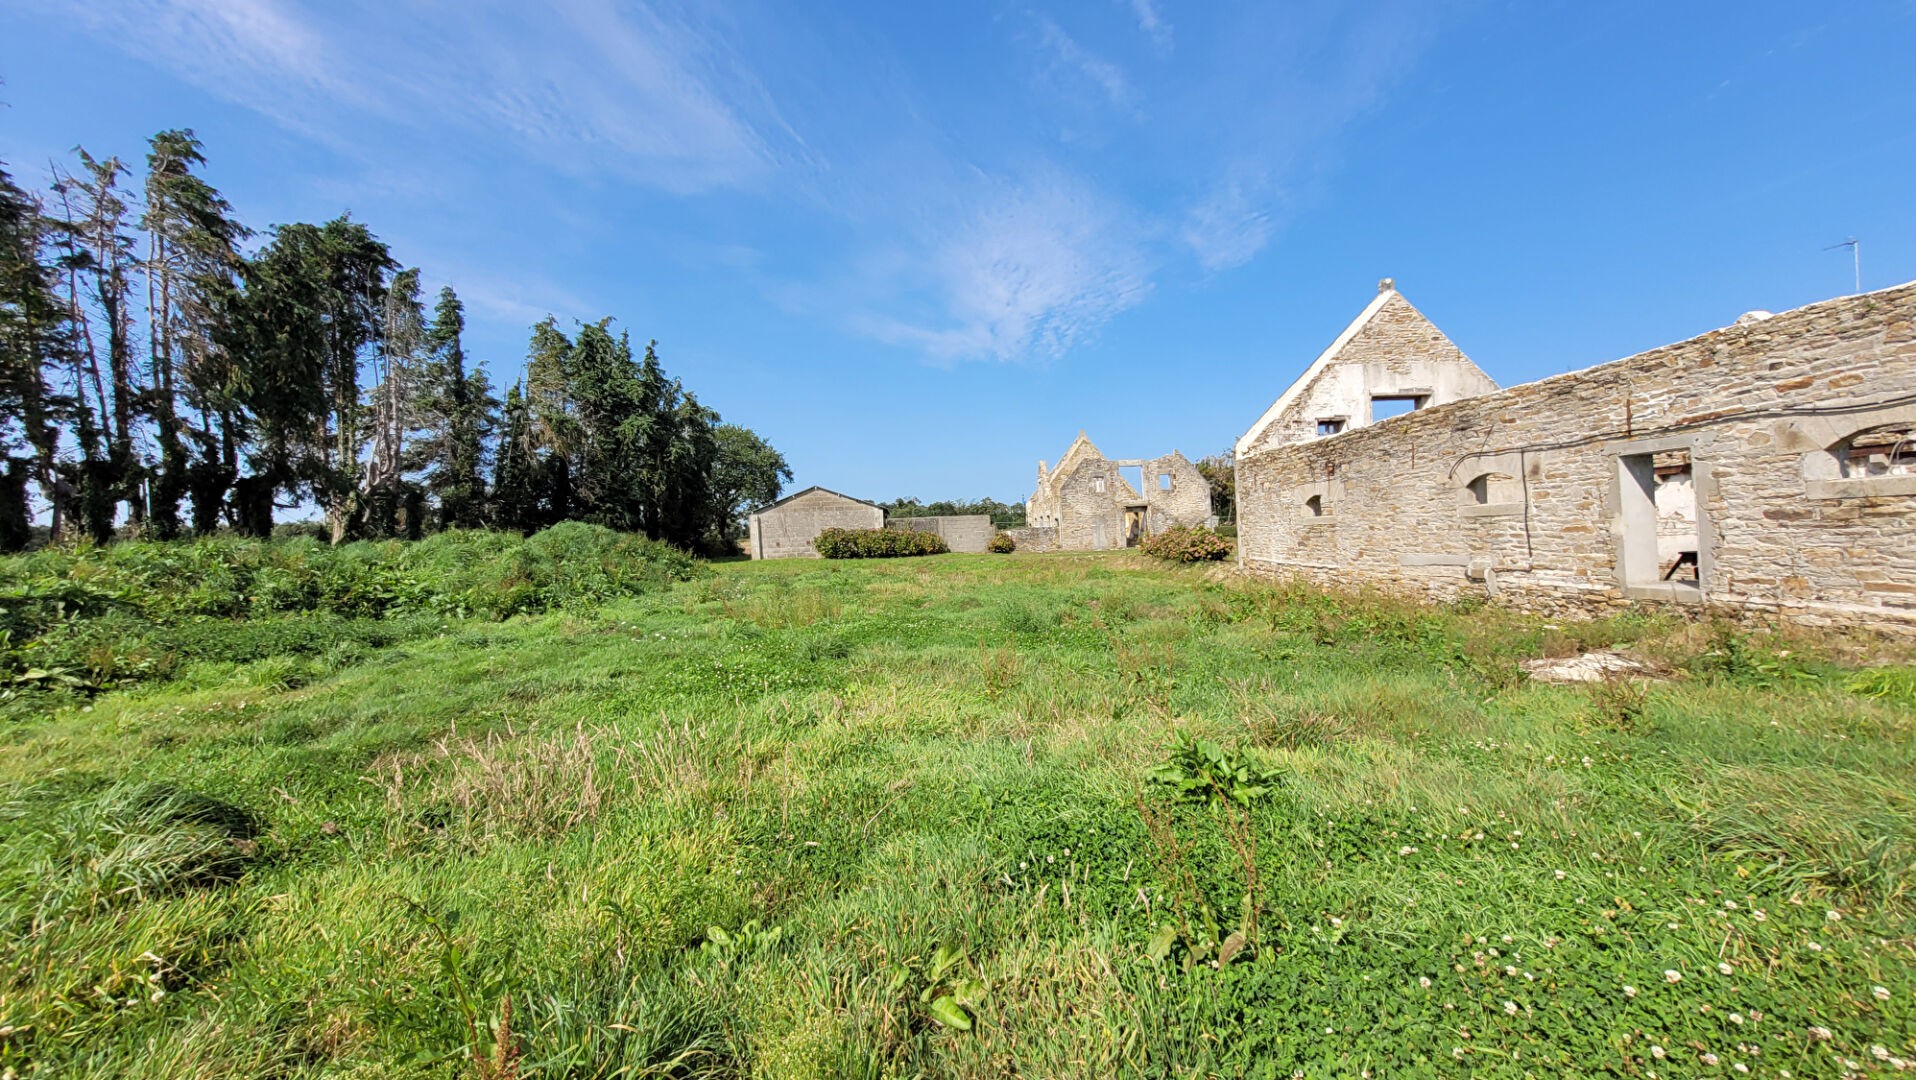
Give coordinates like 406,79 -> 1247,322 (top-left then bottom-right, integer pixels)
1235,283 -> 1916,630
748,489 -> 884,559
887,515 -> 996,553
1244,291 -> 1500,456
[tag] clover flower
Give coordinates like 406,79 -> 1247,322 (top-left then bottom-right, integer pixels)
1664,969 -> 1682,983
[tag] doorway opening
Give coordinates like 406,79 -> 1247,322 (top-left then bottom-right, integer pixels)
1617,447 -> 1699,595
1122,507 -> 1145,547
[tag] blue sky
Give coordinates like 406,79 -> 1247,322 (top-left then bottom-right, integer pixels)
5,1 -> 1913,504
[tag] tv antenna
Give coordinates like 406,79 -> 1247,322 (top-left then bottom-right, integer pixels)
1824,237 -> 1860,294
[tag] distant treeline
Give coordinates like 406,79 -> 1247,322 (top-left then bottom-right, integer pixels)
0,130 -> 789,553
881,497 -> 1026,527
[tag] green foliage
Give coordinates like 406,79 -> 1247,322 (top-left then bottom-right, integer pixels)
1686,624 -> 1820,687
885,941 -> 987,1032
882,496 -> 1026,527
1140,524 -> 1232,562
1,553 -> 1913,1076
813,527 -> 948,559
0,526 -> 699,696
1150,731 -> 1283,808
1846,665 -> 1916,706
986,531 -> 1016,554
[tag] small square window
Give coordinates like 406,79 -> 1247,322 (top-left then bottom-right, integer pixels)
1317,419 -> 1345,437
1158,473 -> 1172,491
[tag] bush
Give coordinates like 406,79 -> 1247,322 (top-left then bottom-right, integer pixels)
0,526 -> 703,698
1140,525 -> 1232,563
813,528 -> 947,559
987,532 -> 1016,554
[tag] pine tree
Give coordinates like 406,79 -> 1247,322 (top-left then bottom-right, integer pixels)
141,129 -> 248,536
48,150 -> 141,541
230,216 -> 393,541
362,267 -> 427,537
416,286 -> 495,529
0,159 -> 68,548
490,382 -> 541,533
524,316 -> 575,523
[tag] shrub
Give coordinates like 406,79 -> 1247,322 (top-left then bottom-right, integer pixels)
813,528 -> 947,559
1140,525 -> 1232,563
987,532 -> 1016,554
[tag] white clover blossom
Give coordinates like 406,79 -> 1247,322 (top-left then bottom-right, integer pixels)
1664,969 -> 1682,983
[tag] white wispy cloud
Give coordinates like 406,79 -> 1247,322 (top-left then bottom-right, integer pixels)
1126,0 -> 1173,49
1181,178 -> 1279,272
1032,16 -> 1137,114
41,0 -> 778,193
851,174 -> 1152,362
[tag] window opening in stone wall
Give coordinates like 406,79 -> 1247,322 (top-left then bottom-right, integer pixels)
1158,472 -> 1172,491
1618,449 -> 1698,588
1305,494 -> 1325,517
1119,465 -> 1144,494
1841,425 -> 1916,478
1094,478 -> 1106,493
1371,396 -> 1425,421
1317,419 -> 1345,437
1467,472 -> 1520,505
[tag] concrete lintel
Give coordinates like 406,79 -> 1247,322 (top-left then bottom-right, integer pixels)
1460,502 -> 1525,518
1621,582 -> 1703,604
1807,475 -> 1916,500
1605,432 -> 1696,458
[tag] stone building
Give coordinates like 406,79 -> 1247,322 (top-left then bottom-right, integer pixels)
747,486 -> 883,559
1016,433 -> 1212,551
1235,278 -> 1499,460
1234,281 -> 1916,630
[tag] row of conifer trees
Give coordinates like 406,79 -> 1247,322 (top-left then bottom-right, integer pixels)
0,130 -> 788,552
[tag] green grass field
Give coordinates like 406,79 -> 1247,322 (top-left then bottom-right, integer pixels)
3,546 -> 1913,1078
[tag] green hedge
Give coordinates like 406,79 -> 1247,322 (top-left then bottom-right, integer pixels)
813,528 -> 948,559
1140,524 -> 1232,563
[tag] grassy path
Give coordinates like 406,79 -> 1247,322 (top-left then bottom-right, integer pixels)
3,552 -> 1913,1077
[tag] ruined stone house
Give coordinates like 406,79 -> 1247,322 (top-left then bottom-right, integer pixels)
1234,278 -> 1500,459
1234,281 -> 1916,631
747,486 -> 883,559
1015,433 -> 1212,551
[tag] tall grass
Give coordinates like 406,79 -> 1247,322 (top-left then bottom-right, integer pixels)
0,551 -> 1911,1076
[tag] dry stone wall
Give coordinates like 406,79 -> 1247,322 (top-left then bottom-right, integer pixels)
1236,283 -> 1916,630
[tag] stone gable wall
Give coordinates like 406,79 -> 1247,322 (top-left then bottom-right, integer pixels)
1235,283 -> 1916,630
1245,292 -> 1500,456
748,489 -> 884,559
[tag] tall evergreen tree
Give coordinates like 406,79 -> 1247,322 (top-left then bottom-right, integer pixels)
230,216 -> 393,541
361,267 -> 427,537
48,150 -> 140,541
490,382 -> 541,533
414,286 -> 495,529
0,159 -> 69,548
524,315 -> 576,523
141,129 -> 248,536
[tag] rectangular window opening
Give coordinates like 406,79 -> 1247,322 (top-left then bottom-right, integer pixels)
1371,396 -> 1426,422
1158,472 -> 1172,491
1316,419 -> 1345,437
1119,465 -> 1144,494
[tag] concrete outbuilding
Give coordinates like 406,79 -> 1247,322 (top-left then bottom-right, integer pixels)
747,486 -> 884,559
